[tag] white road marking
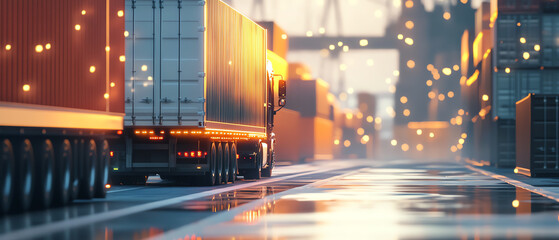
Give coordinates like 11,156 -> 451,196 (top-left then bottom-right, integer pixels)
152,168 -> 366,240
465,165 -> 559,202
0,163 -> 361,240
107,187 -> 145,194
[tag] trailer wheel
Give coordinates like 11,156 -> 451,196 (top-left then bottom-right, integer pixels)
222,143 -> 230,185
216,143 -> 224,185
204,142 -> 217,186
79,140 -> 97,199
245,144 -> 262,180
94,140 -> 109,198
33,139 -> 55,209
70,139 -> 83,201
1,139 -> 15,214
53,139 -> 72,206
229,143 -> 237,183
13,139 -> 34,212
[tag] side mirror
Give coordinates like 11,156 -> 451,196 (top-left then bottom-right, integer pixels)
278,80 -> 286,107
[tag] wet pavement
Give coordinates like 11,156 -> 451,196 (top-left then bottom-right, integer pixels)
2,159 -> 559,240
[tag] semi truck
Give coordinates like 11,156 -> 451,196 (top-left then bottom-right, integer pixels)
0,0 -> 125,213
110,0 -> 286,185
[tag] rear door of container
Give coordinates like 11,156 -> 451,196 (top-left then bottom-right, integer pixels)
124,0 -> 204,127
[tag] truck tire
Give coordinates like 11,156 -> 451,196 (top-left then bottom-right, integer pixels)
70,139 -> 83,201
14,139 -> 34,212
229,143 -> 237,183
33,139 -> 55,209
1,139 -> 14,214
204,143 -> 217,186
79,140 -> 97,199
53,139 -> 72,206
261,147 -> 273,178
216,143 -> 224,185
94,140 -> 109,198
245,144 -> 262,180
222,143 -> 230,184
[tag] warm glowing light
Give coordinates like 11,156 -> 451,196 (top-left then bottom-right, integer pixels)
388,85 -> 396,93
450,146 -> 457,152
426,64 -> 434,71
428,91 -> 436,99
35,45 -> 43,52
393,70 -> 400,76
523,52 -> 530,60
429,132 -> 435,138
426,80 -> 433,86
416,129 -> 423,135
366,116 -> 374,123
281,34 -> 287,40
124,31 -> 129,37
438,94 -> 445,101
306,31 -> 313,37
318,27 -> 325,34
458,138 -> 465,145
81,10 -> 86,15
75,24 -> 81,31
105,46 -> 110,52
391,139 -> 398,146
89,66 -> 96,73
453,65 -> 459,71
110,82 -> 115,87
519,37 -> 526,44
512,200 -> 519,208
482,94 -> 489,102
400,96 -> 408,104
329,44 -> 335,50
442,68 -> 452,75
359,39 -> 369,47
105,184 -> 111,189
405,38 -> 414,46
346,113 -> 353,120
397,34 -> 404,40
357,128 -> 365,135
405,21 -> 414,29
458,109 -> 464,115
104,93 -> 109,99
401,144 -> 410,151
45,43 -> 51,50
443,12 -> 451,20
22,84 -> 30,92
343,45 -> 349,52
117,10 -> 124,17
5,44 -> 11,51
405,0 -> 414,8
119,55 -> 126,62
338,41 -> 343,47
344,140 -> 351,147
461,133 -> 467,138
447,91 -> 454,98
367,59 -> 374,66
141,65 -> 148,71
514,168 -> 519,174
457,144 -> 463,149
505,67 -> 511,73
416,144 -> 424,151
334,139 -> 340,145
403,109 -> 410,117
534,44 -> 541,51
407,60 -> 415,69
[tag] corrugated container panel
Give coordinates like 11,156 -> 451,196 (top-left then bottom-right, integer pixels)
258,21 -> 289,59
494,119 -> 516,167
0,0 -> 125,113
490,0 -> 540,14
542,0 -> 559,12
492,70 -> 559,119
495,14 -> 541,68
206,0 -> 267,129
517,94 -> 559,176
274,108 -> 301,162
542,14 -> 559,67
285,79 -> 330,119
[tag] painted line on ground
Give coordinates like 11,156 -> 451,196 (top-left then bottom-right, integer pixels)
107,187 -> 145,194
0,164 -> 360,240
152,168 -> 366,240
465,165 -> 559,202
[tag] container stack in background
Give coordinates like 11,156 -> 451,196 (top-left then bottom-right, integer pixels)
461,0 -> 559,168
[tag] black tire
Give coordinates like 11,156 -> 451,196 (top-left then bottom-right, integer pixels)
79,140 -> 97,199
32,139 -> 55,209
262,144 -> 273,178
13,139 -> 34,212
1,139 -> 15,214
245,144 -> 262,180
229,143 -> 237,183
222,143 -> 230,184
69,139 -> 82,201
204,143 -> 217,186
53,139 -> 72,206
216,143 -> 223,185
95,140 -> 109,198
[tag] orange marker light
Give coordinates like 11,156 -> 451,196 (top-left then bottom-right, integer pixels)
190,151 -> 195,157
109,151 -> 114,157
236,154 -> 239,159
117,130 -> 123,135
105,184 -> 111,189
178,152 -> 182,156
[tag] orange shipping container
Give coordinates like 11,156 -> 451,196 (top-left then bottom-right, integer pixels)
299,117 -> 334,161
274,108 -> 301,162
258,21 -> 289,59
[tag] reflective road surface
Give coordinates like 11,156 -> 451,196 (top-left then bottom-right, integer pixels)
2,159 -> 559,240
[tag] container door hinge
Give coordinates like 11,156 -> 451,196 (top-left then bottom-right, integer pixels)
198,97 -> 205,103
198,1 -> 205,6
140,97 -> 153,104
197,111 -> 205,116
198,26 -> 206,32
198,72 -> 205,78
161,97 -> 173,103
